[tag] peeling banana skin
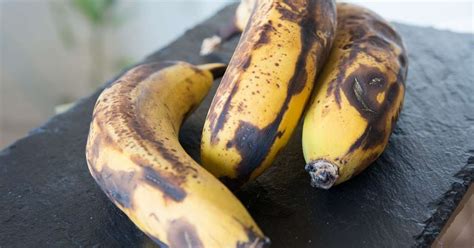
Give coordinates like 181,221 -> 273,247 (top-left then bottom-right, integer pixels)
86,61 -> 269,247
303,3 -> 408,189
201,0 -> 337,190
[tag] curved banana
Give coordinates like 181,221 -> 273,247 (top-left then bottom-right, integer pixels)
85,61 -> 269,247
302,3 -> 408,189
201,0 -> 337,189
200,0 -> 256,56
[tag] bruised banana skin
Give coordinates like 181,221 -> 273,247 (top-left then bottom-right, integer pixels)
202,0 -> 337,189
302,3 -> 409,189
200,0 -> 256,56
86,61 -> 269,247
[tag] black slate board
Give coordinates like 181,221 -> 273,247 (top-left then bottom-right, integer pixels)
1,4 -> 473,248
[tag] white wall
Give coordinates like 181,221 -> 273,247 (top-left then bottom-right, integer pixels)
346,0 -> 473,33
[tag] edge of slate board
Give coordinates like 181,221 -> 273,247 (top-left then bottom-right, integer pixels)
414,159 -> 474,246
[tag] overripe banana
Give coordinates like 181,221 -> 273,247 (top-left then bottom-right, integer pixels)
302,3 -> 408,189
200,0 -> 255,56
201,0 -> 337,189
85,61 -> 270,247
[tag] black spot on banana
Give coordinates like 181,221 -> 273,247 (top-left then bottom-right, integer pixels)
86,61 -> 270,247
201,0 -> 337,190
303,3 -> 408,189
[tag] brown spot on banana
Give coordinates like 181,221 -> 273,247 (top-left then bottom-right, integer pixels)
202,0 -> 337,189
254,21 -> 276,48
141,166 -> 187,202
90,163 -> 138,209
345,80 -> 401,153
209,83 -> 240,145
302,3 -> 408,189
344,65 -> 388,116
167,218 -> 204,248
223,120 -> 285,190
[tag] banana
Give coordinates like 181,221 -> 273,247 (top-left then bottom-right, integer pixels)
302,3 -> 408,189
200,0 -> 256,56
201,0 -> 337,189
85,61 -> 270,247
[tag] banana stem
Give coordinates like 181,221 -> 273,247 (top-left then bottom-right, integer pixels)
197,63 -> 227,79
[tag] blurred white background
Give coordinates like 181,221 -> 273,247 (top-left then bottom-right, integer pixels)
0,0 -> 473,148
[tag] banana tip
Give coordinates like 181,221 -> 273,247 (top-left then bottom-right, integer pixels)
256,236 -> 271,248
305,160 -> 339,189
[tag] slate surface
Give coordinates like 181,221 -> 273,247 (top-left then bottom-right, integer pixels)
1,4 -> 473,248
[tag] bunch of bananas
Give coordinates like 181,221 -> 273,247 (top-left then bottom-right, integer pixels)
86,1 -> 407,247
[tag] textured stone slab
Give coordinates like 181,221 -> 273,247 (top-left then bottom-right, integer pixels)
1,4 -> 473,248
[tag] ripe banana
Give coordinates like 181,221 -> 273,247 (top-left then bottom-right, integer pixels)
302,3 -> 408,189
201,0 -> 337,189
85,61 -> 270,247
200,0 -> 255,56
